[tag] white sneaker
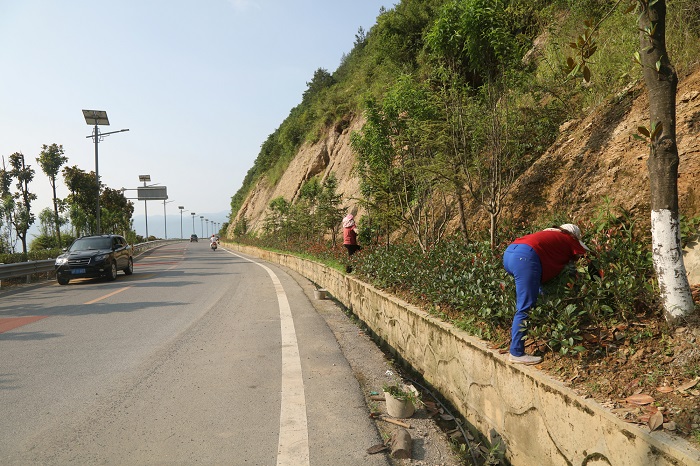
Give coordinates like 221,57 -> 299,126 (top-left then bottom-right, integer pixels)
508,354 -> 542,365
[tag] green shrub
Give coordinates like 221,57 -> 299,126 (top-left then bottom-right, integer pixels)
0,248 -> 63,264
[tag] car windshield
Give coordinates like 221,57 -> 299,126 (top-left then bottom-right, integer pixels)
70,237 -> 112,251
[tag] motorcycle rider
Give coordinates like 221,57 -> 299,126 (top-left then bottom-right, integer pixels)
210,234 -> 218,249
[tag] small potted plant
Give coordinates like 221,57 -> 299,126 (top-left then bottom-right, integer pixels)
382,371 -> 419,418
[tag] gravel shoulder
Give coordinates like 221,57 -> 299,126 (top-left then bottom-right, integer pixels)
288,268 -> 468,466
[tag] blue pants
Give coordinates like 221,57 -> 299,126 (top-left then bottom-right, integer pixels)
503,244 -> 542,356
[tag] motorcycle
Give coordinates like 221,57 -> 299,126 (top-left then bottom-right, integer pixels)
210,241 -> 218,251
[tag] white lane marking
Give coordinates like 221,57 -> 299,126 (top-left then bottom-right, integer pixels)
224,249 -> 310,465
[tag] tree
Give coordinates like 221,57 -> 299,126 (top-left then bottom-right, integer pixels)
100,187 -> 134,236
352,76 -> 448,252
566,0 -> 695,321
263,197 -> 291,242
63,165 -> 98,236
464,81 -> 518,250
5,153 -> 37,255
0,157 -> 16,253
302,68 -> 336,104
351,97 -> 403,247
37,143 -> 68,247
30,206 -> 67,250
637,0 -> 694,320
316,174 -> 345,245
424,0 -> 540,244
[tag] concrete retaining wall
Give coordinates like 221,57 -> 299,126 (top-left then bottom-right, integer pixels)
226,243 -> 700,466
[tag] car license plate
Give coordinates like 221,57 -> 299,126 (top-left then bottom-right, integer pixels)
72,268 -> 86,275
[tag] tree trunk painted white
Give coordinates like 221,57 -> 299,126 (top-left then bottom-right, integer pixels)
640,0 -> 695,320
651,209 -> 694,321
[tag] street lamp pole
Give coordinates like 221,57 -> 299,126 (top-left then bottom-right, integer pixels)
179,206 -> 185,239
163,200 -> 174,239
191,212 -> 196,235
200,216 -> 204,238
82,110 -> 128,235
139,175 -> 151,239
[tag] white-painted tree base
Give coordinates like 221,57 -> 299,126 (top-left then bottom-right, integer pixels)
651,209 -> 695,321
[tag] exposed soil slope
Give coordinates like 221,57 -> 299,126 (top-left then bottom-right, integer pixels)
505,69 -> 700,226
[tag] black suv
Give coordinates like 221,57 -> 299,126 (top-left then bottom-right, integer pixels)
55,235 -> 134,285
190,234 -> 198,242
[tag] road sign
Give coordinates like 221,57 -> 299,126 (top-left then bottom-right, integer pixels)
137,186 -> 168,200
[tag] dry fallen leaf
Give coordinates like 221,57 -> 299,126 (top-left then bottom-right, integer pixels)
648,410 -> 664,431
676,377 -> 700,393
624,378 -> 641,393
626,394 -> 655,405
656,386 -> 674,394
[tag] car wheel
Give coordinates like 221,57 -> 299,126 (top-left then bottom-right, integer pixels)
124,257 -> 134,275
107,262 -> 118,281
57,276 -> 70,285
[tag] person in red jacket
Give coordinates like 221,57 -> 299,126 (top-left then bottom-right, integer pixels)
342,214 -> 361,256
502,224 -> 590,365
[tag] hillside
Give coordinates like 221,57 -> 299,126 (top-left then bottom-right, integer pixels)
229,65 -> 700,284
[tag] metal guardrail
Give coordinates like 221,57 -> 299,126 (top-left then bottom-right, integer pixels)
0,239 -> 183,285
0,260 -> 54,281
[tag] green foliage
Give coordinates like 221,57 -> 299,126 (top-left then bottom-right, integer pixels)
680,214 -> 700,248
425,0 -> 532,81
235,197 -> 663,360
2,152 -> 37,255
100,187 -> 134,235
30,233 -> 75,252
36,143 -> 68,247
256,173 -> 346,247
354,215 -> 657,356
63,165 -> 98,236
0,248 -> 63,264
351,74 -> 453,250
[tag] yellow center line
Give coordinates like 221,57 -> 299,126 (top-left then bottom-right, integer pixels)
84,286 -> 132,305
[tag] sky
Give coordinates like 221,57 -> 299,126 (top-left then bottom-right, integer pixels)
0,0 -> 390,239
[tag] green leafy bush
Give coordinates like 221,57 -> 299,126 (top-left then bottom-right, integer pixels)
238,210 -> 660,358
243,212 -> 659,358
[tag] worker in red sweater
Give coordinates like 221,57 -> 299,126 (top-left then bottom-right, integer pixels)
342,214 -> 361,256
503,224 -> 590,365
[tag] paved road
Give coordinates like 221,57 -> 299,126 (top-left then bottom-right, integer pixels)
0,242 -> 388,465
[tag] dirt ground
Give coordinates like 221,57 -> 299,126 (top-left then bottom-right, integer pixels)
536,302 -> 700,444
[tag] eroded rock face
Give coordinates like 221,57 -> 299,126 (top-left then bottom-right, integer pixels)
231,117 -> 364,233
